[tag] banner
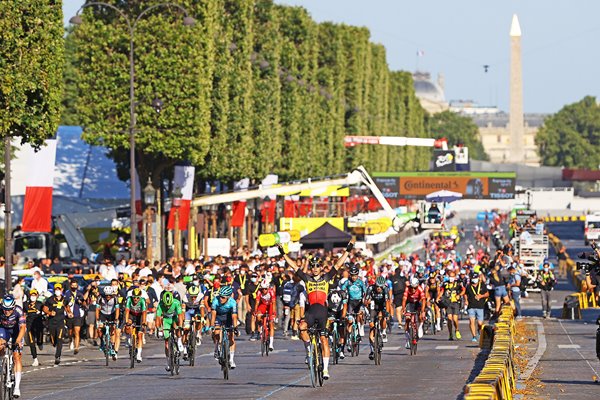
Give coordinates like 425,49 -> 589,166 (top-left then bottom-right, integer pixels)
167,165 -> 195,230
22,140 -> 57,232
373,172 -> 516,200
432,150 -> 456,172
231,178 -> 249,228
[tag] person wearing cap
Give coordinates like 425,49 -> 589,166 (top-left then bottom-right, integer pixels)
65,280 -> 85,354
537,260 -> 556,318
465,273 -> 489,342
43,283 -> 72,365
25,289 -> 44,367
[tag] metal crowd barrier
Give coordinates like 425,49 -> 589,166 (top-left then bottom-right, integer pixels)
465,305 -> 516,400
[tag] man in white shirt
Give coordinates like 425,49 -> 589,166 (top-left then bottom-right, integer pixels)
31,269 -> 48,294
99,260 -> 118,281
115,259 -> 128,274
138,260 -> 153,278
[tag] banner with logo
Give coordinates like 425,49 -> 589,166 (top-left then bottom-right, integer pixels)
373,172 -> 516,200
432,150 -> 456,172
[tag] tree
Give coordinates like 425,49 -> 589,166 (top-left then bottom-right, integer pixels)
536,96 -> 600,168
426,110 -> 489,161
0,1 -> 64,149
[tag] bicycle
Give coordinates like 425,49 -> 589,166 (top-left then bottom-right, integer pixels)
346,312 -> 360,357
100,321 -> 117,367
307,323 -> 324,388
187,315 -> 202,367
328,318 -> 343,365
216,326 -> 235,380
404,310 -> 419,356
258,313 -> 271,357
372,315 -> 384,365
424,303 -> 437,335
0,339 -> 16,400
166,327 -> 181,376
127,323 -> 143,369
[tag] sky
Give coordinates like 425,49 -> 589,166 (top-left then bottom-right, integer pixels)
62,1 -> 600,114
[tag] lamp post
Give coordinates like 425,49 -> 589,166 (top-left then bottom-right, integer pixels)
70,2 -> 195,259
143,178 -> 157,261
172,186 -> 183,259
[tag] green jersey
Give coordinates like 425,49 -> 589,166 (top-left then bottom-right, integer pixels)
125,296 -> 147,316
156,299 -> 182,319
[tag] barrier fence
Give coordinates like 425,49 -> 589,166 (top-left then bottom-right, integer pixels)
543,215 -> 585,223
464,305 -> 516,400
547,233 -> 598,313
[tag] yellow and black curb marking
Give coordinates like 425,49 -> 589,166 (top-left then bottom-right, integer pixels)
543,215 -> 585,223
464,305 -> 516,400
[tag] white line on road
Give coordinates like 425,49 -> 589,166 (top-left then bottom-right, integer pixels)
558,319 -> 600,380
558,344 -> 581,349
520,319 -> 546,381
383,346 -> 402,351
435,345 -> 458,350
256,375 -> 308,400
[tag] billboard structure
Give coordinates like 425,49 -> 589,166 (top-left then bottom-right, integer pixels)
373,172 -> 516,200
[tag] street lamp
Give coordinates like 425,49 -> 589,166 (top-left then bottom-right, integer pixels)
143,178 -> 156,261
70,2 -> 195,259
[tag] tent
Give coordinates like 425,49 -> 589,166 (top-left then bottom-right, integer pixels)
299,222 -> 351,251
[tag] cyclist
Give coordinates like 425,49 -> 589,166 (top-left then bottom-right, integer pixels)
402,277 -> 426,349
425,273 -> 442,332
0,295 -> 26,398
278,238 -> 354,380
96,286 -> 120,359
123,288 -> 147,363
209,285 -> 239,369
341,264 -> 367,340
326,285 -> 347,359
182,285 -> 203,360
364,276 -> 391,360
156,291 -> 184,372
254,280 -> 276,351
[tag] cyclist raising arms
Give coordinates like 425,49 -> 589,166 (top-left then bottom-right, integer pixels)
278,238 -> 354,380
0,295 -> 26,398
364,276 -> 391,359
402,278 -> 426,349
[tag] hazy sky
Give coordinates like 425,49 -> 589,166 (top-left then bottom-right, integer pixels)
63,1 -> 600,114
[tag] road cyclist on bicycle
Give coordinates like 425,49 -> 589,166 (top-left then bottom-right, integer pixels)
0,295 -> 26,398
209,286 -> 239,369
123,288 -> 147,363
277,238 -> 355,380
341,264 -> 367,341
182,285 -> 203,360
95,285 -> 120,360
253,280 -> 276,352
326,285 -> 348,360
156,291 -> 184,372
402,278 -> 426,350
364,276 -> 391,360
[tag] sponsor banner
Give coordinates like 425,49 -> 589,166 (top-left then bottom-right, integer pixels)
373,172 -> 516,200
432,150 -> 456,172
279,217 -> 345,236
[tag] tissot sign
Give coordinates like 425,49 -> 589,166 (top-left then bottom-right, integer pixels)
373,172 -> 516,200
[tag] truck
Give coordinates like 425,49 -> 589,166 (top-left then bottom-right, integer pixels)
514,228 -> 549,291
584,213 -> 600,245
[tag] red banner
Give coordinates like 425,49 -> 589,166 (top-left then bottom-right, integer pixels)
167,200 -> 191,231
231,201 -> 246,227
22,187 -> 53,232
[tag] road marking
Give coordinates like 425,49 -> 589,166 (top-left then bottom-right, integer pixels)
256,375 -> 308,399
435,345 -> 458,350
558,319 -> 600,380
520,320 -> 546,381
383,346 -> 402,351
558,344 -> 581,349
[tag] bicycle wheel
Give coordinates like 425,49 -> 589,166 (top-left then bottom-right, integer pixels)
410,322 -> 418,356
104,332 -> 110,366
354,326 -> 361,356
332,328 -> 339,365
168,337 -> 175,376
373,327 -> 381,365
307,341 -> 316,388
129,333 -> 136,369
0,357 -> 7,400
189,325 -> 196,366
222,335 -> 230,380
315,341 -> 324,387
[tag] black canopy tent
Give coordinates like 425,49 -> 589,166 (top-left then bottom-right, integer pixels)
299,222 -> 351,251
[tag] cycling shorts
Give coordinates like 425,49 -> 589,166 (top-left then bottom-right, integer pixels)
447,303 -> 461,316
348,299 -> 363,315
304,304 -> 328,335
215,313 -> 233,328
256,304 -> 275,318
0,326 -> 19,344
127,313 -> 143,327
404,302 -> 421,315
97,313 -> 116,328
162,318 -> 179,339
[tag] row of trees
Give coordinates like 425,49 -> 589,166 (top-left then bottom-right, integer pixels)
62,0 -> 435,186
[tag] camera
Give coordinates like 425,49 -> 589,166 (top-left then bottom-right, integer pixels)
577,242 -> 600,276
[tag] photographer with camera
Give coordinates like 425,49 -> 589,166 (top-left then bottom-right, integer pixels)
577,242 -> 600,306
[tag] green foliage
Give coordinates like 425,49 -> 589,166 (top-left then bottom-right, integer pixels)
426,110 -> 489,161
536,96 -> 600,168
63,0 -> 431,184
0,1 -> 64,148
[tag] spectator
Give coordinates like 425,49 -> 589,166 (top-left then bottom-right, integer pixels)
65,279 -> 85,354
12,276 -> 25,309
99,259 -> 118,281
557,245 -> 568,277
537,261 -> 556,319
50,257 -> 63,274
465,272 -> 489,342
31,268 -> 48,294
138,260 -> 153,278
508,265 -> 522,317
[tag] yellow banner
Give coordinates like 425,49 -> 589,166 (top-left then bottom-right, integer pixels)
279,217 -> 345,235
279,185 -> 350,197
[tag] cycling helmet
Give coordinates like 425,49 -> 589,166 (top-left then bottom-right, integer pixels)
172,291 -> 181,301
1,295 -> 15,310
219,286 -> 233,297
162,291 -> 174,307
309,256 -> 322,268
29,289 -> 39,296
416,266 -> 425,274
410,277 -> 419,288
349,265 -> 360,275
187,286 -> 200,296
375,276 -> 386,287
103,286 -> 114,296
260,280 -> 270,289
131,288 -> 142,298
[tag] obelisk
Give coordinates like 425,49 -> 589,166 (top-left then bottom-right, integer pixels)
509,14 -> 524,163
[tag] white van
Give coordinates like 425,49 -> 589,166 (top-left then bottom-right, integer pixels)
584,213 -> 600,245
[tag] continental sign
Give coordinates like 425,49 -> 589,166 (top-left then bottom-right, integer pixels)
373,172 -> 516,200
